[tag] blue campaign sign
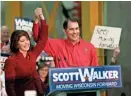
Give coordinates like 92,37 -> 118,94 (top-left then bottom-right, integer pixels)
14,17 -> 34,38
49,65 -> 122,92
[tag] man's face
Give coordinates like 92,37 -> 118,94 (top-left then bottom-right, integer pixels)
1,27 -> 10,43
65,20 -> 80,42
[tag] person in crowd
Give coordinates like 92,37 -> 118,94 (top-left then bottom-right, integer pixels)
4,8 -> 48,96
0,26 -> 10,54
111,47 -> 120,64
37,60 -> 49,96
37,55 -> 56,95
33,8 -> 99,68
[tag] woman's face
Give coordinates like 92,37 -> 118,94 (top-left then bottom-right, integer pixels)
17,36 -> 30,52
38,66 -> 48,78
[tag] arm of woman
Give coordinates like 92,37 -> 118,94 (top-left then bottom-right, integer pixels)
33,8 -> 41,42
32,8 -> 58,59
4,58 -> 16,96
32,9 -> 49,58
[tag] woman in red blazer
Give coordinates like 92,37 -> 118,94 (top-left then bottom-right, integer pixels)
4,8 -> 48,96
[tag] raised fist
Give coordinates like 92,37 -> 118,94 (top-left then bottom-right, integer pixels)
34,8 -> 45,20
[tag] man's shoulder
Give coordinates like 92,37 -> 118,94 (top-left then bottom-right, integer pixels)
48,38 -> 65,43
81,39 -> 95,48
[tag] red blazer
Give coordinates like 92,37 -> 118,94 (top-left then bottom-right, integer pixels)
5,20 -> 48,96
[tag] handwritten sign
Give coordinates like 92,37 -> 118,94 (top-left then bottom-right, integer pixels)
91,26 -> 122,49
14,17 -> 33,38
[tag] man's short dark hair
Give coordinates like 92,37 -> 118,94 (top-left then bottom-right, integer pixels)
63,18 -> 80,29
